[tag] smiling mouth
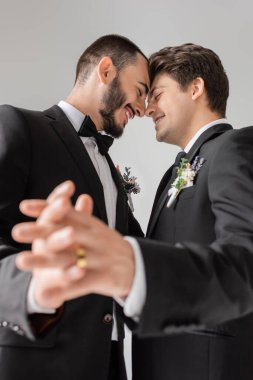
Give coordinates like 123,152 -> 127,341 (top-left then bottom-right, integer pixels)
154,115 -> 165,127
124,104 -> 135,125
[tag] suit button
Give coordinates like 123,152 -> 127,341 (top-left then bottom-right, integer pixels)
103,314 -> 113,324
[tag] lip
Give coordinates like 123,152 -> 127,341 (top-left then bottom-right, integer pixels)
124,104 -> 135,125
153,114 -> 165,128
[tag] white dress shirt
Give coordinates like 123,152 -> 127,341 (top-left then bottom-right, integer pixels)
27,101 -> 119,339
123,118 -> 230,320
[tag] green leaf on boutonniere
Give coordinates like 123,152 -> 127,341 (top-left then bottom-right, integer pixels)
167,156 -> 205,207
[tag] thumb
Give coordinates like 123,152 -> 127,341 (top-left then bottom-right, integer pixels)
75,194 -> 93,215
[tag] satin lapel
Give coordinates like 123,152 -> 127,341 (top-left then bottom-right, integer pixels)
105,153 -> 127,234
146,166 -> 174,236
44,105 -> 108,222
147,123 -> 233,237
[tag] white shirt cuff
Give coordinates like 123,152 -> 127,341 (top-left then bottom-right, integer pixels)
27,278 -> 56,314
116,237 -> 146,322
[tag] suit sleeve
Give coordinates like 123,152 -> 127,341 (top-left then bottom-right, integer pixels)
0,105 -> 35,339
135,127 -> 253,337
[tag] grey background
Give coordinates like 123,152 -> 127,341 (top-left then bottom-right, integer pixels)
0,0 -> 252,378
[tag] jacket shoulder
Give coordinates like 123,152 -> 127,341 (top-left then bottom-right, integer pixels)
0,104 -> 44,122
199,128 -> 235,158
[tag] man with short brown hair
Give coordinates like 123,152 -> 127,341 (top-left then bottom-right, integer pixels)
14,43 -> 253,380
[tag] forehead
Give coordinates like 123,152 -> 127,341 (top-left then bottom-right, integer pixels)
149,73 -> 180,98
151,72 -> 175,88
120,53 -> 150,90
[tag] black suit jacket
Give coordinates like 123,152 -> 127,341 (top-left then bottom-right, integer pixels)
132,124 -> 253,380
0,104 -> 143,380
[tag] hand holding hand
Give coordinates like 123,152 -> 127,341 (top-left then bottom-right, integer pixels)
12,181 -> 135,309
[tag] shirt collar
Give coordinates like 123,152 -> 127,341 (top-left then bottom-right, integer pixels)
58,100 -> 85,132
57,100 -> 111,137
183,118 -> 229,153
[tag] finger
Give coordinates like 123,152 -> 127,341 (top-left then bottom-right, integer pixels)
33,269 -> 70,309
45,218 -> 97,255
64,269 -> 117,298
75,194 -> 93,215
16,251 -> 34,271
40,282 -> 85,307
39,286 -> 65,308
14,198 -> 76,243
47,180 -> 75,203
49,272 -> 90,301
46,226 -> 76,252
34,268 -> 86,306
37,286 -> 65,309
12,223 -> 56,242
37,196 -> 72,225
19,200 -> 47,218
16,250 -> 77,270
64,265 -> 86,282
62,270 -> 108,298
18,181 -> 75,218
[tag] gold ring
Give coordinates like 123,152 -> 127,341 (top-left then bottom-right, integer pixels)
75,247 -> 87,269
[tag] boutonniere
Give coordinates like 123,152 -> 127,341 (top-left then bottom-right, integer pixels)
117,166 -> 140,212
167,156 -> 205,208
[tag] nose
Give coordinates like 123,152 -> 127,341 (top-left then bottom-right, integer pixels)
145,101 -> 155,118
134,98 -> 146,118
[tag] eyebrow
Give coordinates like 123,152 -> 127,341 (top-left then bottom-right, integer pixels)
138,81 -> 149,95
149,85 -> 166,98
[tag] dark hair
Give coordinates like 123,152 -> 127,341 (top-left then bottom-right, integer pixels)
75,34 -> 147,83
149,43 -> 229,117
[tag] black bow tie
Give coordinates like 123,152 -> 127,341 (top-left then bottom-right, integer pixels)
78,116 -> 114,155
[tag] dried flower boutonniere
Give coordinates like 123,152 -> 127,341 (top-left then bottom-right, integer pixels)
167,156 -> 205,207
117,166 -> 140,212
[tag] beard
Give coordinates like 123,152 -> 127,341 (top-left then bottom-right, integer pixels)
99,76 -> 127,138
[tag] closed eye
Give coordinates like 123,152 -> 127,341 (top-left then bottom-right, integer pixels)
155,93 -> 161,101
137,88 -> 143,97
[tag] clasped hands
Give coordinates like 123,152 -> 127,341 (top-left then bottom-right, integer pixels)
12,181 -> 135,310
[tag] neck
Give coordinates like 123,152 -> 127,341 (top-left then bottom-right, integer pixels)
65,85 -> 103,131
180,110 -> 222,149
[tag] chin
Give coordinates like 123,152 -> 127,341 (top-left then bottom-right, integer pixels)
156,131 -> 164,142
115,125 -> 125,138
107,124 -> 124,139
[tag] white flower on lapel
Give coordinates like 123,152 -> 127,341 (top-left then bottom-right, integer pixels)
167,156 -> 205,207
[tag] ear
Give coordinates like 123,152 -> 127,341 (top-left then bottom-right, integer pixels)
191,77 -> 205,100
97,57 -> 117,84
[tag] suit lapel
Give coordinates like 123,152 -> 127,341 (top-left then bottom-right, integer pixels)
105,154 -> 128,234
147,123 -> 233,237
147,165 -> 181,237
44,105 -> 108,222
146,166 -> 174,236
